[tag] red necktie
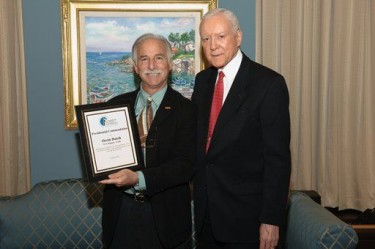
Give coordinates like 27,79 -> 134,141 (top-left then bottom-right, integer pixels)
206,71 -> 225,152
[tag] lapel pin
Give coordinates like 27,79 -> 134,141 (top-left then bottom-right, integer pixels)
165,106 -> 171,110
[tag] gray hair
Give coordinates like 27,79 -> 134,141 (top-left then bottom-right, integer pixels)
132,33 -> 173,64
200,8 -> 241,34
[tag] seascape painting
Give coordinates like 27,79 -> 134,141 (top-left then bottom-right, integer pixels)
62,0 -> 216,129
81,14 -> 200,104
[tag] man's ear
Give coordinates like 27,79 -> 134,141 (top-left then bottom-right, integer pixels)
236,29 -> 243,47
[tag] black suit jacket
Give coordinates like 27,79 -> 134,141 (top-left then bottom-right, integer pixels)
102,87 -> 196,248
192,53 -> 291,243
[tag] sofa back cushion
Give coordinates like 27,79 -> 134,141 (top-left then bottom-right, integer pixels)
0,178 -> 103,249
286,191 -> 358,249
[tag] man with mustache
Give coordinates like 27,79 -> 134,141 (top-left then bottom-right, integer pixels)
100,33 -> 196,249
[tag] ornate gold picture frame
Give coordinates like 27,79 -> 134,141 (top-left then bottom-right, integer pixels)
61,0 -> 217,129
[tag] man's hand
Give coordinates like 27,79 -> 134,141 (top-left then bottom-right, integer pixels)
99,169 -> 138,188
259,223 -> 279,249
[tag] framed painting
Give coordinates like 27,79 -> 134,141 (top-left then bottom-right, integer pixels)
61,0 -> 217,129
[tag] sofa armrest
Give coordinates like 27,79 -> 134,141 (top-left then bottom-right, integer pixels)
286,191 -> 358,249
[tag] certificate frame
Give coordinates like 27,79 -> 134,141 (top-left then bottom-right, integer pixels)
75,102 -> 144,182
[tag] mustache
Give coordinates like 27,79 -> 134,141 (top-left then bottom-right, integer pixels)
142,70 -> 163,75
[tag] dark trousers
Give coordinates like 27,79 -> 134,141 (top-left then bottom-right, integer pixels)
196,210 -> 259,249
109,193 -> 187,249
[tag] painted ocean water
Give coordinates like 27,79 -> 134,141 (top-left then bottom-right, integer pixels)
86,52 -> 195,104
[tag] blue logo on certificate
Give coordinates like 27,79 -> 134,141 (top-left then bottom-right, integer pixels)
99,116 -> 118,127
100,117 -> 107,126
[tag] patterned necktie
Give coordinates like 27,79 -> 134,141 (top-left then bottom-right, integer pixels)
138,97 -> 153,148
206,71 -> 225,152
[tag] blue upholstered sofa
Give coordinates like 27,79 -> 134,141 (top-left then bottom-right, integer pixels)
0,179 -> 358,249
285,192 -> 358,249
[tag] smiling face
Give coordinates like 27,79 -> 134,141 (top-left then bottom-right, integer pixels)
200,13 -> 242,69
133,38 -> 172,95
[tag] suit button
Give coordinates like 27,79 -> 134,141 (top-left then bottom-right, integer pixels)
203,185 -> 207,190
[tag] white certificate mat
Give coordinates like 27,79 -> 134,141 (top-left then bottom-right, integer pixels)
85,107 -> 137,172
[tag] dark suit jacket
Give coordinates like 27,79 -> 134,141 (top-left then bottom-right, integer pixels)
102,87 -> 196,248
192,53 -> 291,243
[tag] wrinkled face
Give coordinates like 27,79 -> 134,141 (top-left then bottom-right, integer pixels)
200,14 -> 242,69
134,38 -> 172,94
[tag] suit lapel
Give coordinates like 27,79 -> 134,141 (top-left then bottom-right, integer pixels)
151,87 -> 174,128
196,70 -> 217,154
209,55 -> 252,148
144,87 -> 174,167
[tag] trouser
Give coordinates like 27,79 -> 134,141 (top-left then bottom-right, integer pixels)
110,193 -> 187,249
196,209 -> 259,249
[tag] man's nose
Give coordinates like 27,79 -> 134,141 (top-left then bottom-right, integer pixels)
210,37 -> 217,50
148,59 -> 155,70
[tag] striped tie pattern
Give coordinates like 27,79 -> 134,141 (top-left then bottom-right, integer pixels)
138,97 -> 153,148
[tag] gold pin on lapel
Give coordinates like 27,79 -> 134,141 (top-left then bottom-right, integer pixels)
165,106 -> 171,110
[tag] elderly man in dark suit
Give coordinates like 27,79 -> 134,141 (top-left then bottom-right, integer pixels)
99,33 -> 196,249
192,8 -> 291,249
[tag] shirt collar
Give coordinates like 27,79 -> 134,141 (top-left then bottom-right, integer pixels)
137,84 -> 167,113
220,49 -> 242,83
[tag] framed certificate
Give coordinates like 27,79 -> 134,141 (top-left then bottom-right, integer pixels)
75,102 -> 144,182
